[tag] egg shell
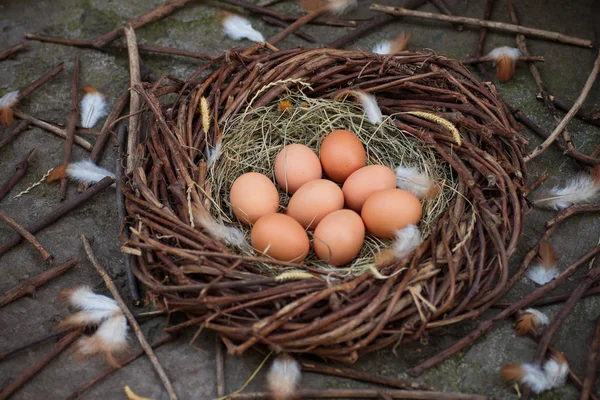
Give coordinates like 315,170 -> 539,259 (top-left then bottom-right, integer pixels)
361,189 -> 422,239
286,179 -> 344,229
313,209 -> 365,266
229,172 -> 279,224
251,213 -> 309,262
274,144 -> 322,194
319,129 -> 366,183
342,165 -> 397,212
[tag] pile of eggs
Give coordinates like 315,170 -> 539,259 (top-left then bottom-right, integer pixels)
229,129 -> 423,266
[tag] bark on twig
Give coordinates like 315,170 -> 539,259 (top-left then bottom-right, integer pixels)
59,56 -> 80,201
429,0 -> 463,31
0,330 -> 69,361
461,55 -> 544,65
13,111 -> 92,151
0,205 -> 53,262
0,148 -> 36,201
81,235 -> 178,400
227,389 -> 487,399
17,62 -> 65,101
262,15 -> 316,43
471,0 -> 494,80
89,88 -> 129,163
125,26 -> 141,175
216,336 -> 226,398
0,120 -> 30,151
536,94 -> 600,128
581,316 -> 600,400
0,41 -> 28,61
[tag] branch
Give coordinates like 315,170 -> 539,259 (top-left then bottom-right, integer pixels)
59,56 -> 80,200
89,87 -> 129,163
461,55 -> 544,65
0,147 -> 36,201
0,120 -> 30,151
14,110 -> 92,151
581,316 -> 600,400
125,26 -> 142,175
227,389 -> 487,399
0,41 -> 28,61
17,62 -> 65,101
0,205 -> 53,263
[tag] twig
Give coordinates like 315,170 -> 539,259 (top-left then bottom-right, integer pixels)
581,316 -> 600,400
125,26 -> 141,175
227,389 -> 487,399
525,52 -> 600,162
471,0 -> 494,80
493,286 -> 600,308
0,258 -> 77,308
0,148 -> 37,201
0,329 -> 80,400
81,235 -> 178,400
65,334 -> 174,400
0,206 -> 53,262
461,55 -> 544,65
369,5 -> 594,48
0,41 -> 28,61
299,360 -> 432,391
429,0 -> 463,31
216,335 -> 226,398
536,94 -> 600,128
13,110 -> 92,151
523,171 -> 548,197
262,15 -> 316,43
92,0 -> 194,48
0,330 -> 69,361
17,62 -> 65,100
89,88 -> 129,163
0,176 -> 114,258
267,6 -> 331,46
0,120 -> 30,151
59,56 -> 80,201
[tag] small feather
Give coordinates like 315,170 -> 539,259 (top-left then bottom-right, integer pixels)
488,46 -> 522,61
0,107 -> 14,126
301,0 -> 357,15
80,86 -> 108,128
74,313 -> 129,367
526,264 -> 559,285
533,171 -> 600,209
354,91 -> 382,125
501,364 -> 551,394
395,166 -> 437,199
488,47 -> 521,81
206,142 -> 222,168
59,286 -> 121,313
514,308 -> 549,335
537,240 -> 557,269
543,351 -> 569,389
373,31 -> 411,54
46,165 -> 67,183
392,225 -> 421,259
222,14 -> 265,43
192,204 -> 247,248
0,90 -> 19,108
65,160 -> 116,186
372,41 -> 392,55
267,354 -> 301,400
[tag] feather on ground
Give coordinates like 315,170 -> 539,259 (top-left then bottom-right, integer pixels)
222,13 -> 265,43
80,85 -> 108,128
267,354 -> 301,400
488,47 -> 521,81
533,167 -> 600,209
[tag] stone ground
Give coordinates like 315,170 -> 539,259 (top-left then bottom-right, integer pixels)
1,0 -> 599,399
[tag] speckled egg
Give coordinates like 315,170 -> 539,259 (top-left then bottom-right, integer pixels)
274,144 -> 322,194
319,129 -> 366,183
313,209 -> 365,266
251,213 -> 310,262
361,189 -> 422,239
229,172 -> 279,224
342,165 -> 397,212
286,179 -> 344,229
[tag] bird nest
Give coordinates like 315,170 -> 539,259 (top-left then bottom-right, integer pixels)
122,45 -> 527,362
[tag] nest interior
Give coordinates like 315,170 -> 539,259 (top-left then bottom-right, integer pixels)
123,46 -> 527,363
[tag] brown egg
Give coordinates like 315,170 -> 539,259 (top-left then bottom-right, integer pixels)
251,213 -> 309,262
319,129 -> 366,183
287,179 -> 344,229
229,172 -> 279,224
313,209 -> 365,266
274,144 -> 322,194
342,165 -> 397,212
361,189 -> 422,239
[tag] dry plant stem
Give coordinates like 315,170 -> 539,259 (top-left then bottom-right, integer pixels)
90,88 -> 129,163
525,52 -> 600,162
429,0 -> 462,31
0,258 -> 77,307
581,316 -> 600,400
0,120 -> 30,151
18,62 -> 65,100
216,336 -> 226,397
539,94 -> 600,128
81,235 -> 178,400
370,5 -> 594,48
0,41 -> 27,61
299,360 -> 432,391
0,330 -> 69,361
92,0 -> 193,48
461,55 -> 543,64
493,286 -> 600,308
262,15 -> 316,43
524,172 -> 548,197
0,329 -> 80,400
227,389 -> 487,399
0,177 -> 114,258
268,8 -> 327,46
472,0 -> 494,80
125,26 -> 141,175
59,56 -> 80,201
13,110 -> 92,151
65,334 -> 173,400
0,207 -> 52,263
0,148 -> 36,201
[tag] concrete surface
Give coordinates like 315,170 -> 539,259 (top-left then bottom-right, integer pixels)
1,0 -> 599,399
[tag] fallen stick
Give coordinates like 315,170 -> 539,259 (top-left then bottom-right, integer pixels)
92,0 -> 194,48
267,4 -> 335,46
523,171 -> 548,197
216,336 -> 226,398
227,389 -> 487,399
581,316 -> 600,400
125,26 -> 141,175
59,56 -> 80,201
0,120 -> 31,151
525,52 -> 600,162
14,110 -> 92,151
536,94 -> 600,128
89,87 -> 129,163
0,176 -> 114,258
0,41 -> 28,61
429,0 -> 463,31
0,148 -> 36,201
17,62 -> 65,101
369,4 -> 594,48
0,206 -> 52,262
81,235 -> 178,400
65,334 -> 174,400
461,55 -> 544,64
471,0 -> 494,80
0,258 -> 77,308
262,15 -> 316,43
0,330 -> 69,361
299,360 -> 432,391
493,286 -> 600,308
0,329 -> 80,400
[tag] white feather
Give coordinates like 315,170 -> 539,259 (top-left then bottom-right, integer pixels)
267,354 -> 301,400
206,142 -> 222,168
192,205 -> 247,248
64,285 -> 121,313
76,314 -> 129,357
524,308 -> 549,327
80,91 -> 108,128
0,90 -> 19,107
488,46 -> 521,61
520,364 -> 552,393
534,174 -> 600,210
543,358 -> 569,389
395,166 -> 435,199
372,40 -> 392,55
222,15 -> 265,43
58,309 -> 121,328
526,263 -> 559,285
327,0 -> 357,15
392,225 -> 421,259
66,160 -> 116,186
355,91 -> 382,125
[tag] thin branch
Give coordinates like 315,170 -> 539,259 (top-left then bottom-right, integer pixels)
17,62 -> 65,100
461,55 -> 544,64
0,329 -> 80,400
472,0 -> 494,80
0,206 -> 53,263
59,56 -> 80,201
0,120 -> 30,151
89,87 -> 129,163
0,41 -> 28,61
370,5 -> 594,48
227,389 -> 487,399
429,0 -> 463,31
13,111 -> 92,151
493,286 -> 600,309
0,258 -> 77,308
267,6 -> 329,46
262,15 -> 316,43
537,94 -> 600,129
125,26 -> 142,175
81,235 -> 178,400
0,148 -> 36,201
216,336 -> 226,398
581,316 -> 600,400
523,171 -> 548,197
0,330 -> 69,361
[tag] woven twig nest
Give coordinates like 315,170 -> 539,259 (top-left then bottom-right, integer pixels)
123,46 -> 527,362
